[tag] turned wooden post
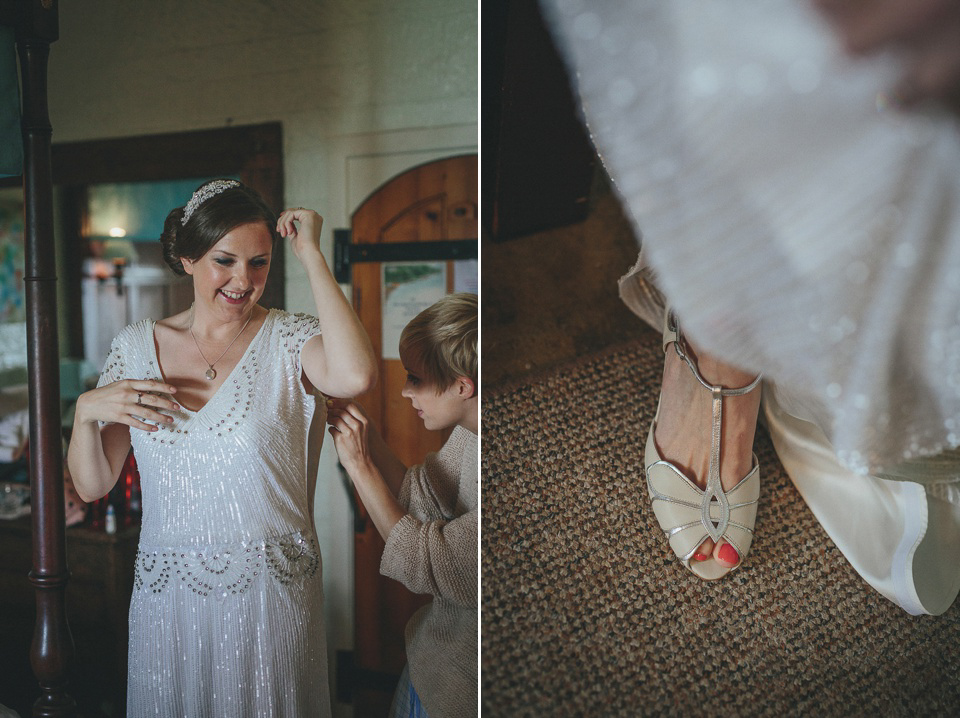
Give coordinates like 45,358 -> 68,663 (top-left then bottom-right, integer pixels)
16,1 -> 75,716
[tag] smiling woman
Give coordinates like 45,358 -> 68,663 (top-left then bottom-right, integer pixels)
65,178 -> 377,717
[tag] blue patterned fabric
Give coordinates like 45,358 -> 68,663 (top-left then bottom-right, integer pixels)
389,665 -> 430,718
0,26 -> 22,178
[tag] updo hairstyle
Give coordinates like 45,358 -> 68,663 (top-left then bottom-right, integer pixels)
160,180 -> 281,276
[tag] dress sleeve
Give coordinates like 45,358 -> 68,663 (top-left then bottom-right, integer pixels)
279,311 -> 323,381
379,456 -> 477,608
95,335 -> 127,428
96,336 -> 126,389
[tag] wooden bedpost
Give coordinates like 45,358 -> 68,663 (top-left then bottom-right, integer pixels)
16,1 -> 75,716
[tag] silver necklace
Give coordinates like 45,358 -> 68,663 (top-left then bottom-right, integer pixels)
189,313 -> 254,380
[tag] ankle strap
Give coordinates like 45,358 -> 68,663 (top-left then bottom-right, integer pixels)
662,309 -> 678,353
664,310 -> 762,396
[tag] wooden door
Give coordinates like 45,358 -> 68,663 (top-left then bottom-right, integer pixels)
349,154 -> 477,716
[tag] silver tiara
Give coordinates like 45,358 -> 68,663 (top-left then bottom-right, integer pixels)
181,179 -> 242,226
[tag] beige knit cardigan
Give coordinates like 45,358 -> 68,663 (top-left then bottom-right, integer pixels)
381,425 -> 478,717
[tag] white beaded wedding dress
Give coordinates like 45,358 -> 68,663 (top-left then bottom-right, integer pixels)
98,309 -> 331,716
541,0 -> 960,615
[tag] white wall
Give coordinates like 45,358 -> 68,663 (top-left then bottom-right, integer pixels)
47,2 -> 477,714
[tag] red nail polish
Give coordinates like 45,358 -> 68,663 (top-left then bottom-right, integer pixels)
717,543 -> 740,565
693,552 -> 709,561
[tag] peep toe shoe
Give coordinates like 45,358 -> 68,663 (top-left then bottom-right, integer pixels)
644,311 -> 762,581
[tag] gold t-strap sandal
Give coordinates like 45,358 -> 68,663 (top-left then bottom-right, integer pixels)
644,310 -> 762,581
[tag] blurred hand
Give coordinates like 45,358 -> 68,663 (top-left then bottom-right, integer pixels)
813,0 -> 960,111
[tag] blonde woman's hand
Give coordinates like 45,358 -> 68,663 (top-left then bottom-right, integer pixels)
326,399 -> 372,472
74,379 -> 179,433
276,208 -> 324,263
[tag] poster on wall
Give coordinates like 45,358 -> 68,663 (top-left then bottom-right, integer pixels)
381,262 -> 447,360
0,199 -> 25,323
454,259 -> 478,294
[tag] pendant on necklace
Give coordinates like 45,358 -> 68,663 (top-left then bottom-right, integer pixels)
205,367 -> 217,381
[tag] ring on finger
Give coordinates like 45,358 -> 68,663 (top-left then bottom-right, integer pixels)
136,392 -> 143,406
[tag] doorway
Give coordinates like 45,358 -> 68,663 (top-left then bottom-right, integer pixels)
346,153 -> 478,716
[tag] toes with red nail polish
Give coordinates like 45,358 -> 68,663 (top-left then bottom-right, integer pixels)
717,542 -> 740,566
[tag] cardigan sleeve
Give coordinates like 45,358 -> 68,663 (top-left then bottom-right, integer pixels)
379,433 -> 478,608
380,507 -> 477,609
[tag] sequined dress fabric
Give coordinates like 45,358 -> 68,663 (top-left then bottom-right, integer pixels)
98,309 -> 330,717
540,0 -> 960,614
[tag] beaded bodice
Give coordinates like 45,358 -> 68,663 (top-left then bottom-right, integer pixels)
98,309 -> 326,553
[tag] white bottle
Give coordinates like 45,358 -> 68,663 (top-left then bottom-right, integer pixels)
105,504 -> 117,535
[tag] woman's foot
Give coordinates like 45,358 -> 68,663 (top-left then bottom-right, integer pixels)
653,333 -> 761,568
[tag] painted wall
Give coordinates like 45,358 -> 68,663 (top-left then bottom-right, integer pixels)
47,1 -> 477,714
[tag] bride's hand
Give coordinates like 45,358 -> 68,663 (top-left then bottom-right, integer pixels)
276,208 -> 324,262
74,379 -> 179,432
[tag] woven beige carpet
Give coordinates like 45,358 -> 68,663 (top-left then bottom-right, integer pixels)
481,338 -> 960,717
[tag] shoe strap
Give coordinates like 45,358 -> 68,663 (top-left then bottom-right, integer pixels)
664,309 -> 762,397
703,386 -> 728,542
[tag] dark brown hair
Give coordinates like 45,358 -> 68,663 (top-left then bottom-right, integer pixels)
160,180 -> 280,275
